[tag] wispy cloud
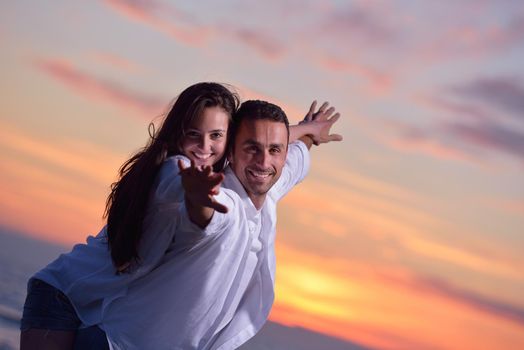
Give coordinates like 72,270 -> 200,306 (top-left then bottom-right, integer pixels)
102,0 -> 209,46
281,177 -> 524,280
376,75 -> 524,166
441,119 -> 524,161
388,272 -> 524,327
102,0 -> 286,59
88,51 -> 146,73
33,57 -> 165,116
450,77 -> 524,120
101,0 -> 393,88
318,4 -> 398,48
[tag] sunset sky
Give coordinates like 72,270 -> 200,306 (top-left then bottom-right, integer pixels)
1,1 -> 523,349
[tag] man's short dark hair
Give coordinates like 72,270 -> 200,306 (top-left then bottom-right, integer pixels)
230,100 -> 290,149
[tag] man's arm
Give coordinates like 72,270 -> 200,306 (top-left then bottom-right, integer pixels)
178,160 -> 228,229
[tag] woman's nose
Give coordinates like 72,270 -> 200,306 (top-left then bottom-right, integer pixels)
199,136 -> 210,151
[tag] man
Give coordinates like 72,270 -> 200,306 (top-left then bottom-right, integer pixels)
102,100 -> 342,349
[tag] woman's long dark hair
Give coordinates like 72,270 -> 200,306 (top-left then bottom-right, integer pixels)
104,82 -> 239,272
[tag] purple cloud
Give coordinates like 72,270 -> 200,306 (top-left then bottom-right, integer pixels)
413,275 -> 524,327
442,120 -> 524,160
320,6 -> 397,47
451,77 -> 524,120
379,271 -> 524,327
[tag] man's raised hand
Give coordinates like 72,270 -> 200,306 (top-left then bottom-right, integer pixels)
302,100 -> 343,145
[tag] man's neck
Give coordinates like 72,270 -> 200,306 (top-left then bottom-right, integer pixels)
249,194 -> 266,210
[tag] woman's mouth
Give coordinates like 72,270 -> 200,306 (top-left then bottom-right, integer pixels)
192,152 -> 213,161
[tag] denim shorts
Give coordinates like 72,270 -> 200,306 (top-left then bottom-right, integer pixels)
20,278 -> 81,331
20,278 -> 109,349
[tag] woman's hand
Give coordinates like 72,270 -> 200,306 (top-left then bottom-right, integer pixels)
178,159 -> 228,213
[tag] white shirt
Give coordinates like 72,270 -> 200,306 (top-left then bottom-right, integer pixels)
102,141 -> 310,350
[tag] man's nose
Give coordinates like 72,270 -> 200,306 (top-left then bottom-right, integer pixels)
256,150 -> 270,168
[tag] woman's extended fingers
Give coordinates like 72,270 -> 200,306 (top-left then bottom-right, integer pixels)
178,159 -> 189,171
210,200 -> 228,213
305,100 -> 317,122
208,172 -> 225,188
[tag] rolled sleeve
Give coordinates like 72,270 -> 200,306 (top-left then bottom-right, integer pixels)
271,141 -> 311,200
176,189 -> 235,238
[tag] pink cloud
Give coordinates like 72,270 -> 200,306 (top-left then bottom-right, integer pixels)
414,10 -> 524,63
490,198 -> 524,216
101,0 -> 391,87
313,54 -> 393,95
102,0 -> 286,60
103,0 -> 211,46
33,57 -> 165,117
224,26 -> 285,60
389,131 -> 478,163
89,51 -> 145,73
319,5 -> 398,48
232,82 -> 306,122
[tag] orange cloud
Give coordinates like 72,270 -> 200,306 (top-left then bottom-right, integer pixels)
0,123 -> 124,244
280,172 -> 524,282
270,242 -> 524,350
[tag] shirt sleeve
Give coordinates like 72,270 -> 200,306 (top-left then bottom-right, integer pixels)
271,140 -> 311,201
132,155 -> 190,274
176,188 -> 236,241
152,155 -> 190,205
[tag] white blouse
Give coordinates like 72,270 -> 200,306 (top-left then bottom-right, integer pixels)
33,154 -> 191,326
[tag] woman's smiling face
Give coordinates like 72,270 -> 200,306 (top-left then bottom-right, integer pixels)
180,106 -> 230,167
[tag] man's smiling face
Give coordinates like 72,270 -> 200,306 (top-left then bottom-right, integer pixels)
228,118 -> 288,209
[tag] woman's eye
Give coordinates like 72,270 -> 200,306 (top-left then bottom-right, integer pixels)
210,132 -> 224,140
186,131 -> 199,138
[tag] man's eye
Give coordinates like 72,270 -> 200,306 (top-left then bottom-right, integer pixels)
270,147 -> 281,154
246,146 -> 258,153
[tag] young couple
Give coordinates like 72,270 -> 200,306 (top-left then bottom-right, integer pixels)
20,82 -> 342,350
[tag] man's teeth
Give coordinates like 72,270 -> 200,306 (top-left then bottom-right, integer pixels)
248,170 -> 272,178
194,153 -> 212,160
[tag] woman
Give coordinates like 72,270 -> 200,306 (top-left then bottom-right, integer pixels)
20,82 -> 240,350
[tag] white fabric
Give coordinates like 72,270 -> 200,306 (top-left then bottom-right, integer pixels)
102,141 -> 310,350
33,155 -> 191,326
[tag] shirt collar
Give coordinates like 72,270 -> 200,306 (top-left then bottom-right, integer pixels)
223,166 -> 261,217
